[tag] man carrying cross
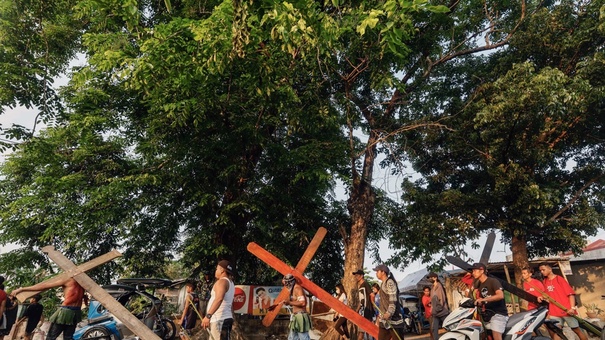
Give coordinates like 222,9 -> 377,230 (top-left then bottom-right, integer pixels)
11,277 -> 85,340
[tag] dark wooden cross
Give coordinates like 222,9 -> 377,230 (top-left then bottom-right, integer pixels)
16,246 -> 161,340
247,229 -> 379,338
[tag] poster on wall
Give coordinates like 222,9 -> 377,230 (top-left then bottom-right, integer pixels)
232,285 -> 293,315
233,285 -> 250,314
250,286 -> 285,316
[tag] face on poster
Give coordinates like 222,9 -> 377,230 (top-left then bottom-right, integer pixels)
252,286 -> 284,315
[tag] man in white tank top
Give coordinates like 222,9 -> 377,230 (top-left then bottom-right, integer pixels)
201,260 -> 235,340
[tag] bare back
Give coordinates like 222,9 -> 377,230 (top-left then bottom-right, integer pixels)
62,278 -> 85,307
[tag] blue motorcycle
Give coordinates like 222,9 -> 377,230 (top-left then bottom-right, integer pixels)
74,279 -> 177,340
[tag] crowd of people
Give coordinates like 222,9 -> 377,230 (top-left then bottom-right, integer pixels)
0,259 -> 592,340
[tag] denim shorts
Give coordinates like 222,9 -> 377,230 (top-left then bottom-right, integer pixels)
486,314 -> 509,333
549,316 -> 580,328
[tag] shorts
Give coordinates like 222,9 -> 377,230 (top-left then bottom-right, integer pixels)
549,316 -> 580,328
486,314 -> 508,333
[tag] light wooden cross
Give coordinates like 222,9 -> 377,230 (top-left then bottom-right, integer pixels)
17,246 -> 161,340
247,229 -> 379,338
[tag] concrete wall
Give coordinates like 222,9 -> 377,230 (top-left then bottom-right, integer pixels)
567,261 -> 605,320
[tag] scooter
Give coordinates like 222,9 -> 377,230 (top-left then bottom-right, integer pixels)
440,298 -> 551,340
440,298 -> 483,340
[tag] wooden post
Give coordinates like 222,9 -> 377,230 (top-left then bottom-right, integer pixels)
262,227 -> 327,327
248,241 -> 379,338
40,246 -> 162,340
503,264 -> 518,313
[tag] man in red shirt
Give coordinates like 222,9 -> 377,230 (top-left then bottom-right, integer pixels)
521,267 -> 544,310
538,263 -> 587,340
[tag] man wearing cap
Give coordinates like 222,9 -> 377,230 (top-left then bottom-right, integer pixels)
471,262 -> 508,340
427,272 -> 449,340
201,260 -> 235,340
373,264 -> 404,340
352,269 -> 374,340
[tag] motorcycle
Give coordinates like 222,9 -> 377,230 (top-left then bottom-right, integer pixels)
440,298 -> 551,340
74,281 -> 177,340
400,307 -> 422,334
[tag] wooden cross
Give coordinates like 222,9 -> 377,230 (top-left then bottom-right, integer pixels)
247,231 -> 379,338
19,246 -> 161,340
261,227 -> 327,326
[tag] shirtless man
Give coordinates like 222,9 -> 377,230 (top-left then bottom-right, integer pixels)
280,274 -> 311,340
11,277 -> 85,340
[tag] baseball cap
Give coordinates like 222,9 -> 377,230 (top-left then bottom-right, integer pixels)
470,262 -> 487,271
372,264 -> 390,274
427,272 -> 438,278
352,269 -> 365,275
218,260 -> 234,274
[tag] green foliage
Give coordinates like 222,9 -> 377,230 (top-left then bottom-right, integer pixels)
2,0 -> 602,288
390,0 -> 605,264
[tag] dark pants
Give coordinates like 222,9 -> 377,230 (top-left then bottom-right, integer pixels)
46,323 -> 76,340
335,316 -> 350,338
378,326 -> 404,340
431,315 -> 446,340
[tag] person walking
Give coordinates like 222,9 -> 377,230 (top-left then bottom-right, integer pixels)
332,283 -> 350,339
427,272 -> 449,340
373,264 -> 404,340
280,274 -> 311,340
538,263 -> 587,340
201,260 -> 235,340
179,282 -> 200,339
11,277 -> 85,340
352,269 -> 374,340
15,294 -> 44,340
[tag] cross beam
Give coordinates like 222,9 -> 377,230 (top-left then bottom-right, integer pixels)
247,241 -> 379,338
14,249 -> 122,303
41,246 -> 161,340
262,227 -> 327,326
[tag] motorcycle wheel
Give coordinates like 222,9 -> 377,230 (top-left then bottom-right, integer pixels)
162,318 -> 177,340
81,326 -> 113,340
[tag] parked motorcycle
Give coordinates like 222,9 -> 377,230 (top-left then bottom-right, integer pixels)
74,282 -> 176,340
440,298 -> 551,340
400,307 -> 422,334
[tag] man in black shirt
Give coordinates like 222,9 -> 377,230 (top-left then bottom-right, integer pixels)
353,269 -> 374,340
471,263 -> 508,340
16,294 -> 44,340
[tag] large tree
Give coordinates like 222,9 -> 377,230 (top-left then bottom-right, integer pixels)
1,0 -> 589,300
390,0 -> 605,279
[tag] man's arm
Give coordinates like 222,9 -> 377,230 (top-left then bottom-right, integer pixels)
179,294 -> 192,324
11,276 -> 71,296
0,299 -> 6,317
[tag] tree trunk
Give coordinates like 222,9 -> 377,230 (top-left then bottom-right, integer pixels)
342,130 -> 378,309
510,234 -> 530,287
